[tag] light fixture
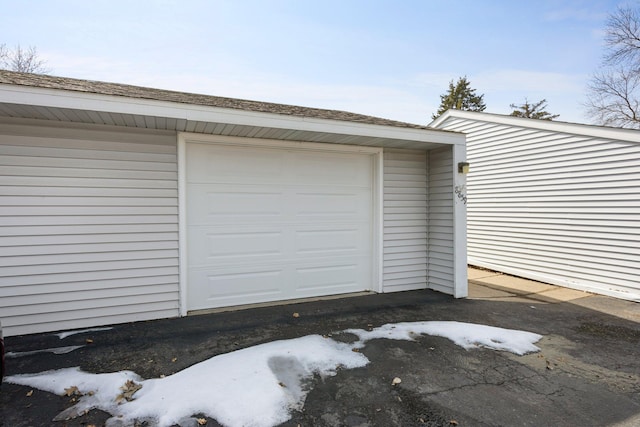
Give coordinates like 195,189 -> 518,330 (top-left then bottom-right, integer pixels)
458,162 -> 470,174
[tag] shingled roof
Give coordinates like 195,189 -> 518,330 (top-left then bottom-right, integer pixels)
0,70 -> 429,130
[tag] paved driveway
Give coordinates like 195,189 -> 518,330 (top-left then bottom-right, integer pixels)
1,268 -> 639,426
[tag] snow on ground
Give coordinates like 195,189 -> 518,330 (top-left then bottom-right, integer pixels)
347,321 -> 543,355
5,345 -> 85,358
55,327 -> 113,339
6,321 -> 542,427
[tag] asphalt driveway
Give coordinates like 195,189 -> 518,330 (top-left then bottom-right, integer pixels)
1,268 -> 639,427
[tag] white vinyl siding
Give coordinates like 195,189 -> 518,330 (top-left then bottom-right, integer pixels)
382,149 -> 428,292
0,121 -> 179,336
427,146 -> 455,294
435,114 -> 640,301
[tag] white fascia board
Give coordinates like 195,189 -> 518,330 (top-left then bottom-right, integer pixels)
0,84 -> 465,146
430,110 -> 640,143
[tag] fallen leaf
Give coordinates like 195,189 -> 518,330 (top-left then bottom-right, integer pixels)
85,338 -> 94,344
292,312 -> 300,318
546,360 -> 554,370
64,386 -> 80,397
352,348 -> 360,353
197,418 -> 207,425
278,382 -> 286,388
449,420 -> 459,426
26,390 -> 34,397
171,357 -> 177,363
116,380 -> 142,403
392,377 -> 402,386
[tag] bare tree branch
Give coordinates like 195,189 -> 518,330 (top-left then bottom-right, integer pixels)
586,5 -> 640,128
586,68 -> 640,128
0,44 -> 9,65
0,44 -> 50,74
604,7 -> 640,67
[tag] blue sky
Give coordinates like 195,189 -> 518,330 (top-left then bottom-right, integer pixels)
0,0 -> 628,124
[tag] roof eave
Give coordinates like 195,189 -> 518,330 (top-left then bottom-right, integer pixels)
429,110 -> 640,143
0,82 -> 465,148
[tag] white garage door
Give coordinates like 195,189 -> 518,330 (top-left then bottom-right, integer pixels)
185,141 -> 375,311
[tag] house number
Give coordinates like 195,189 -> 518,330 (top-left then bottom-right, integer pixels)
454,185 -> 467,205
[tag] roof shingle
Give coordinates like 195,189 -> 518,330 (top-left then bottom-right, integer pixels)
0,70 -> 429,130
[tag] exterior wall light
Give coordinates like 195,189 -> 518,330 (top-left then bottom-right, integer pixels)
458,162 -> 470,174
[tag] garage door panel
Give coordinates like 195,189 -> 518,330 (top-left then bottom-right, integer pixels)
189,257 -> 370,309
295,191 -> 370,218
187,185 -> 285,223
291,151 -> 372,186
188,223 -> 368,266
188,267 -> 286,310
188,184 -> 370,224
294,260 -> 368,294
295,225 -> 370,255
187,144 -> 287,184
193,229 -> 285,264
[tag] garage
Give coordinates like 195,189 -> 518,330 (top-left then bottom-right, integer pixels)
184,137 -> 379,311
0,70 -> 468,336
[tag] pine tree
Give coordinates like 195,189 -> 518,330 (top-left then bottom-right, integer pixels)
432,76 -> 486,120
509,98 -> 559,120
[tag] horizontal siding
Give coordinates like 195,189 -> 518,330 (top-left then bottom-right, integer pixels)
428,146 -> 455,294
382,149 -> 428,292
0,122 -> 180,336
438,116 -> 640,301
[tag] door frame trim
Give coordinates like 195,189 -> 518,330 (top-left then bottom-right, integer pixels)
177,132 -> 383,316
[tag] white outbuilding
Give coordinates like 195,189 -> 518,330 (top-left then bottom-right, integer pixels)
430,110 -> 640,302
0,71 -> 468,336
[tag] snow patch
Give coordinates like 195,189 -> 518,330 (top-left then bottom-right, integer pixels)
55,327 -> 113,339
347,321 -> 543,355
6,321 -> 542,427
5,345 -> 85,358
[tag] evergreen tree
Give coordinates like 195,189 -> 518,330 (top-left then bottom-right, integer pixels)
432,76 -> 486,120
509,98 -> 559,120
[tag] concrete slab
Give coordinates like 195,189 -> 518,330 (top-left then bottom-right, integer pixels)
473,271 -> 557,295
466,267 -> 500,280
467,281 -> 539,304
536,286 -> 592,302
468,266 -> 598,305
